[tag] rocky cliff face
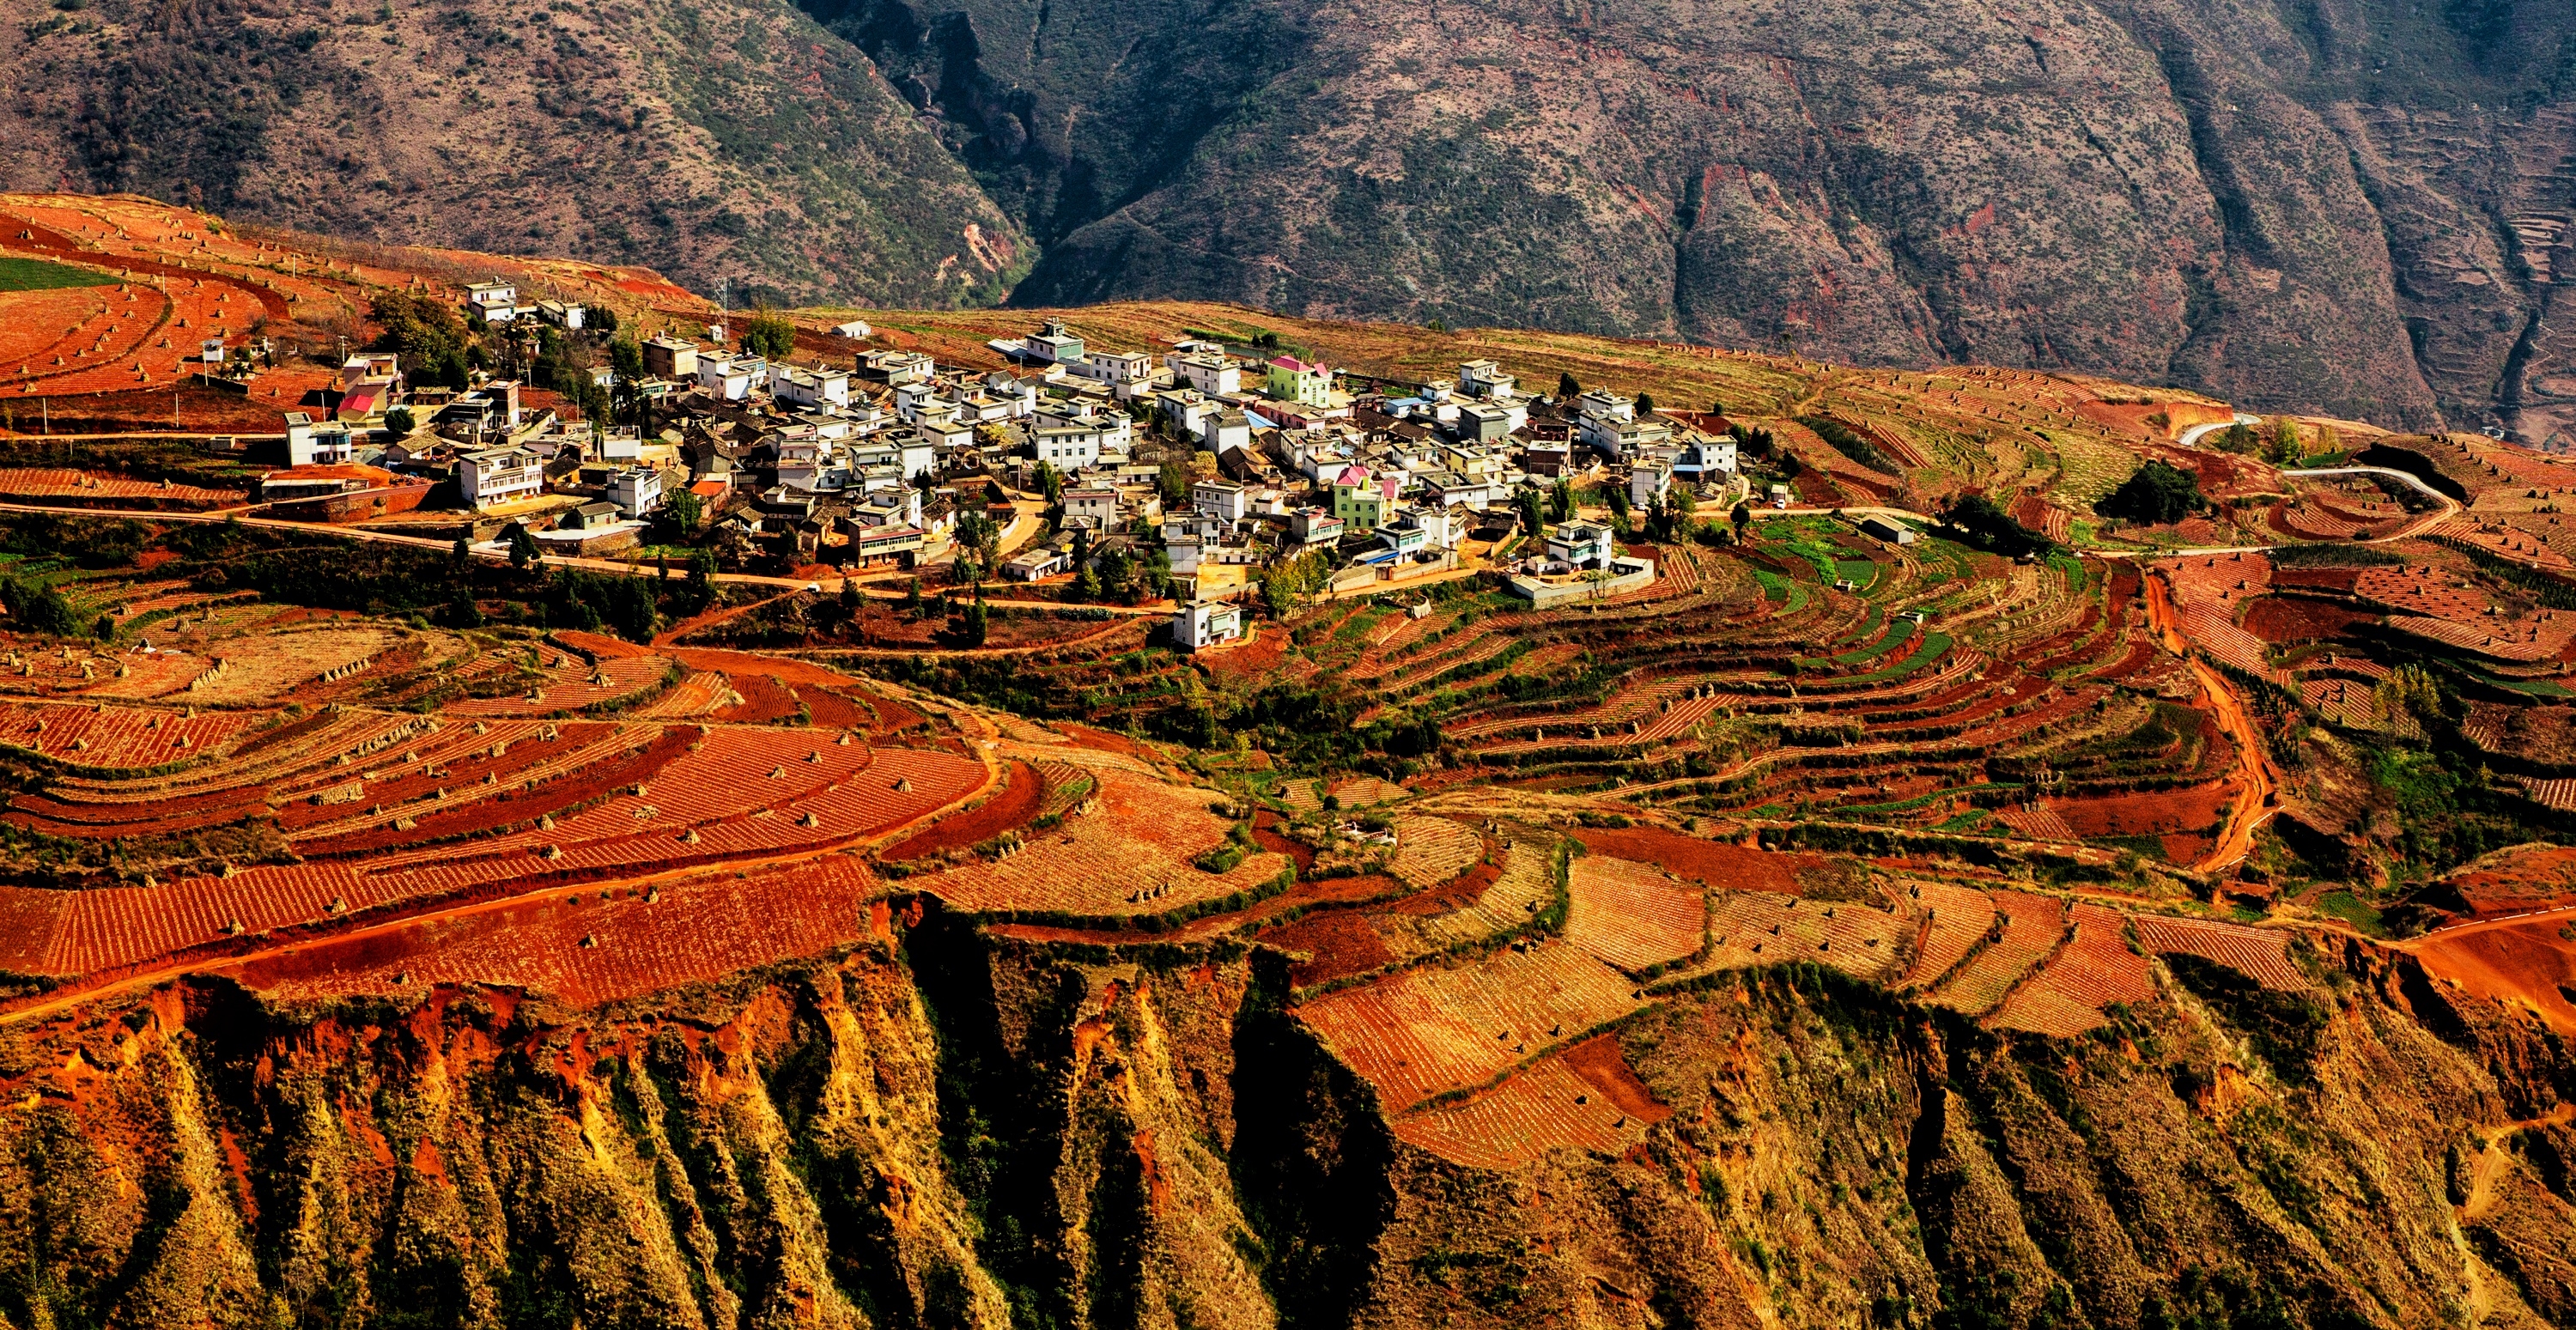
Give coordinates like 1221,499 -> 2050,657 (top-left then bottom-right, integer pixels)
831,0 -> 2576,435
3,914 -> 2571,1330
5,0 -> 2567,433
0,0 -> 1027,307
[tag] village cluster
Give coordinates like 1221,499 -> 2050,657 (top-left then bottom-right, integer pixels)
241,293 -> 1758,649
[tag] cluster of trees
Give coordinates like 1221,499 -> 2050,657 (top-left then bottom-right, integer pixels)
740,311 -> 798,361
1936,495 -> 2055,558
0,575 -> 82,637
373,293 -> 475,391
2096,460 -> 2205,526
1070,530 -> 1172,604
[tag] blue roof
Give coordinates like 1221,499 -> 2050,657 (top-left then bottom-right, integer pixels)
1245,411 -> 1277,430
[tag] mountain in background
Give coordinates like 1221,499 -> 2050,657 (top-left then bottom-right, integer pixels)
8,0 -> 2573,438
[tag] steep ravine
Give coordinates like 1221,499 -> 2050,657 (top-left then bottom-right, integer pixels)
1,921 -> 2571,1330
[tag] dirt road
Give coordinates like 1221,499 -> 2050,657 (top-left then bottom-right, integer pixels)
2142,571 -> 2278,874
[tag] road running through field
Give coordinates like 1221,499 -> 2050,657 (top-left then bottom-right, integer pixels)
2141,570 -> 2279,874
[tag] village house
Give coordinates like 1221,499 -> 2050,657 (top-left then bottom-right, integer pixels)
1457,359 -> 1516,399
1547,519 -> 1617,568
1192,479 -> 1251,524
1630,461 -> 1673,507
1064,488 -> 1122,526
771,365 -> 851,410
610,466 -> 664,518
1168,344 -> 1242,396
1025,319 -> 1084,365
641,336 -> 700,380
459,446 -> 544,508
465,281 -> 520,324
1173,599 -> 1245,652
1265,355 -> 1332,407
858,349 -> 936,386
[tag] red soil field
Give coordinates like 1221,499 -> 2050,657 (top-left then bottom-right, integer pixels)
991,870 -> 1399,948
1388,1035 -> 1668,1169
2045,782 -> 2234,839
1264,910 -> 1399,987
2241,596 -> 2376,644
1201,625 -> 1290,679
1565,855 -> 1704,973
551,629 -> 653,659
1250,812 -> 1318,872
1991,902 -> 2155,1035
2413,920 -> 2576,1034
1571,827 -> 1825,896
1899,881 -> 1997,988
222,855 -> 881,1008
1928,891 -> 2067,1015
795,686 -> 872,731
0,889 -> 70,972
298,727 -> 697,858
1295,941 -> 1643,1110
908,767 -> 1267,916
882,760 -> 1042,860
2132,915 -> 2309,990
666,647 -> 860,687
1056,722 -> 1158,764
713,673 -> 804,725
2435,844 -> 2576,916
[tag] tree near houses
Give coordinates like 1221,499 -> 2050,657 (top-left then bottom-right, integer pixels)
953,509 -> 1002,584
743,311 -> 797,361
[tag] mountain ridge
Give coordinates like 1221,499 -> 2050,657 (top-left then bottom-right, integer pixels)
4,0 -> 2572,434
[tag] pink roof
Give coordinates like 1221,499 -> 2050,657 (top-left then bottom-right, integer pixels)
1271,355 -> 1322,373
1334,465 -> 1371,486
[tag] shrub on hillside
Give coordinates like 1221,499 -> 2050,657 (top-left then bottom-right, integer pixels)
2095,460 -> 2205,525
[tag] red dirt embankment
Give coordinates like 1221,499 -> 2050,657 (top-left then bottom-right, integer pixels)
1573,825 -> 1824,895
2412,919 -> 2576,1035
883,761 -> 1044,860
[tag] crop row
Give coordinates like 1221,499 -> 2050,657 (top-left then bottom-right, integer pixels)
1294,940 -> 1643,1111
1564,855 -> 1704,974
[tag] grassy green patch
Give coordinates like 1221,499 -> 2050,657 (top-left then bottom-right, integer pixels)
1832,630 -> 1949,684
2310,890 -> 2385,936
1836,782 -> 2022,817
0,258 -> 114,292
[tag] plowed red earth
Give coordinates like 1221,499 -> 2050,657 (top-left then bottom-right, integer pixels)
2242,597 -> 2375,643
2044,784 -> 2233,839
222,855 -> 880,1008
300,727 -> 697,859
714,674 -> 803,724
796,687 -> 872,730
884,761 -> 1042,860
2435,845 -> 2576,916
1572,827 -> 1825,894
1557,1034 -> 1669,1122
666,647 -> 858,686
2413,919 -> 2576,1034
986,872 -> 1399,947
1260,908 -> 1398,987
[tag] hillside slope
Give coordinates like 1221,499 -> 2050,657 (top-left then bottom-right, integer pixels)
4,925 -> 2570,1330
0,0 -> 1027,307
